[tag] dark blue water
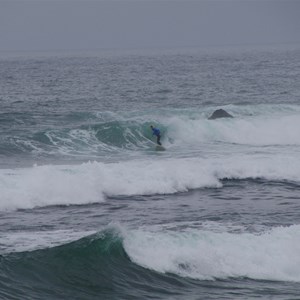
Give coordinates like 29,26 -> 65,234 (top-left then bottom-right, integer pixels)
1,45 -> 300,299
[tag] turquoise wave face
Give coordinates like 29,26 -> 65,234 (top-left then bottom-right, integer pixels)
0,229 -> 127,299
0,228 -> 187,300
0,111 -> 167,160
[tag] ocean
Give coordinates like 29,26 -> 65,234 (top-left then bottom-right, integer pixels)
1,45 -> 300,299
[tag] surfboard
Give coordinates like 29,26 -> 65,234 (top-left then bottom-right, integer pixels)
147,137 -> 166,151
155,145 -> 166,151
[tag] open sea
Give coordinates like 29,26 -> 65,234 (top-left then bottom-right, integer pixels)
1,44 -> 300,299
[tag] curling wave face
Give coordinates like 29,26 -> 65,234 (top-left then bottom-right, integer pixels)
1,223 -> 300,295
1,104 -> 300,162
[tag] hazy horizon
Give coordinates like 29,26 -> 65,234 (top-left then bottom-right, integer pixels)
1,0 -> 300,52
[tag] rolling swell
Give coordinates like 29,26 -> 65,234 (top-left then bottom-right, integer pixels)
0,228 -> 168,300
2,224 -> 300,299
0,227 -> 195,300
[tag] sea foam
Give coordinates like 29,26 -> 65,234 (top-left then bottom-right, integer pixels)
167,112 -> 300,146
123,224 -> 300,282
0,153 -> 300,211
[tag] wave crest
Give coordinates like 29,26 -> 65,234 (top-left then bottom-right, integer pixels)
1,154 -> 300,211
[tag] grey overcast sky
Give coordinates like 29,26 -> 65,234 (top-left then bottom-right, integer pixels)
0,0 -> 299,51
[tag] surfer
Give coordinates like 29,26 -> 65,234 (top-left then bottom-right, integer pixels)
150,125 -> 162,145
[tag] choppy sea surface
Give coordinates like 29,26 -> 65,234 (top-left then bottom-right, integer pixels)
1,45 -> 300,299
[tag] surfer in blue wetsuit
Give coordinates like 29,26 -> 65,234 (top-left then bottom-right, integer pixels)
150,125 -> 162,145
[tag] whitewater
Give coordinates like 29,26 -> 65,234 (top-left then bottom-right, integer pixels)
1,104 -> 300,211
1,45 -> 300,299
